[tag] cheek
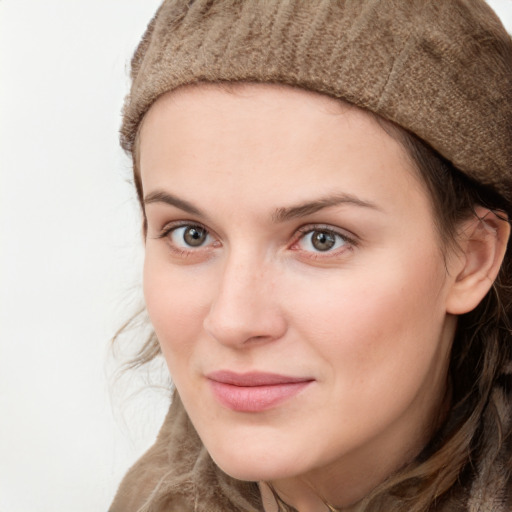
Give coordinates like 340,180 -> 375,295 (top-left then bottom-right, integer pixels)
285,247 -> 448,387
143,251 -> 210,363
272,254 -> 451,460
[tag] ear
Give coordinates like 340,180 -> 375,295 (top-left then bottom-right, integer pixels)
446,207 -> 510,315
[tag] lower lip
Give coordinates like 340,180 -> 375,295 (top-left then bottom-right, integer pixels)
208,380 -> 312,412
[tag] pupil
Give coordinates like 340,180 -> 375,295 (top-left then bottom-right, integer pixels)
184,227 -> 206,247
312,231 -> 335,251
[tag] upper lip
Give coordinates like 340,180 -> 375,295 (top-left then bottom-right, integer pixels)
206,370 -> 314,387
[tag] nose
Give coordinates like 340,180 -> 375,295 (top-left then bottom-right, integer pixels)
203,254 -> 287,348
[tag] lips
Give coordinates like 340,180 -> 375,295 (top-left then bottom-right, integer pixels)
206,371 -> 313,412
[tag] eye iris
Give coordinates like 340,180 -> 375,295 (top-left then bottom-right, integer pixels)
311,230 -> 336,251
183,226 -> 207,247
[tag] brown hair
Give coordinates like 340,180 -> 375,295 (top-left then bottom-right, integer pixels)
355,125 -> 512,511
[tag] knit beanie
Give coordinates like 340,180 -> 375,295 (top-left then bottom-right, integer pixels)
122,0 -> 512,203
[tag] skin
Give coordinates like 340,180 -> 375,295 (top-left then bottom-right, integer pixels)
137,83 -> 496,511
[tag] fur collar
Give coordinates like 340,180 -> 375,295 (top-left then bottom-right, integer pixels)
110,392 -> 261,512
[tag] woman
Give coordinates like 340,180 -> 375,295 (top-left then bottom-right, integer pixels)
110,1 -> 512,511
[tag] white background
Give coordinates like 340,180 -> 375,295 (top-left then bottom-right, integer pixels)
1,2 -> 511,511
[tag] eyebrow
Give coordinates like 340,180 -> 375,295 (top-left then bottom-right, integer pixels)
144,190 -> 204,216
144,190 -> 379,222
272,193 -> 380,222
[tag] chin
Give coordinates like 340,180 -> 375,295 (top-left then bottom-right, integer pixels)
206,442 -> 305,482
213,459 -> 292,483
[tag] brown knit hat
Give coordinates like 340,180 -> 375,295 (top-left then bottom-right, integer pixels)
122,0 -> 512,203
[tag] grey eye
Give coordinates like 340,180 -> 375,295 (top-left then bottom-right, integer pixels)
183,226 -> 208,247
311,231 -> 336,251
298,229 -> 348,253
169,225 -> 211,248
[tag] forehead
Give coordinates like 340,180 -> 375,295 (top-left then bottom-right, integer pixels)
137,83 -> 429,221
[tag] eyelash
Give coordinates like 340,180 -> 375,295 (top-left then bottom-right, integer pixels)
291,225 -> 357,259
156,221 -> 217,257
156,222 -> 357,259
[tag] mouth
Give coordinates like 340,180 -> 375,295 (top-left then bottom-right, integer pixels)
206,370 -> 314,412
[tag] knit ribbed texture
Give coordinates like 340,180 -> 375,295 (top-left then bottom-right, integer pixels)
122,0 -> 512,202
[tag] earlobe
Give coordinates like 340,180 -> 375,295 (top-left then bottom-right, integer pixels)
446,207 -> 510,315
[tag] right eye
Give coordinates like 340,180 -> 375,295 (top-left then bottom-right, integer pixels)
166,224 -> 214,249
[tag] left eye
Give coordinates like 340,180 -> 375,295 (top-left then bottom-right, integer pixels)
169,225 -> 212,248
298,229 -> 348,252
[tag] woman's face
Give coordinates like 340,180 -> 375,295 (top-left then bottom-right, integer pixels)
139,84 -> 459,506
